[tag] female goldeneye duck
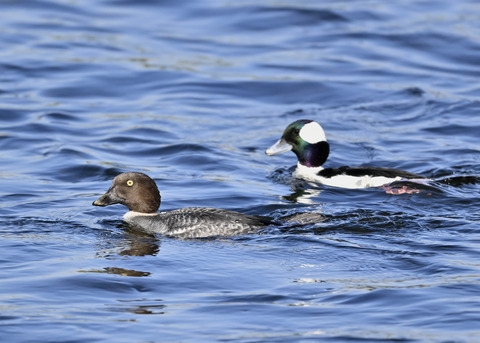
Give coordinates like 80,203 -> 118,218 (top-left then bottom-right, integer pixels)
266,119 -> 427,191
93,172 -> 270,238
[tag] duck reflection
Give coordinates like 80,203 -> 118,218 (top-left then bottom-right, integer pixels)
108,299 -> 167,315
269,167 -> 323,205
117,223 -> 160,256
96,222 -> 160,257
83,267 -> 151,277
88,222 -> 161,277
282,185 -> 322,204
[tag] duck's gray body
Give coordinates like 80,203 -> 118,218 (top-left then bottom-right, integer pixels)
125,207 -> 268,238
93,172 -> 269,238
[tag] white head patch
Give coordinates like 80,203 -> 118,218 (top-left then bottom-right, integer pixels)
299,121 -> 326,144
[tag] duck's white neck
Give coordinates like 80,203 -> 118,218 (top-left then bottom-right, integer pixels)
124,211 -> 159,221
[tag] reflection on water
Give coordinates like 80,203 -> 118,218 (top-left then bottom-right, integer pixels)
281,185 -> 323,204
117,226 -> 161,257
107,299 -> 166,315
80,267 -> 151,277
92,221 -> 161,257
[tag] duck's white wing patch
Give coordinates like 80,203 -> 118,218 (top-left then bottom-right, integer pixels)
299,121 -> 326,144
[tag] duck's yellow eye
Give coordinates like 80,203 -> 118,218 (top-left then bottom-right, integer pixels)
127,180 -> 134,187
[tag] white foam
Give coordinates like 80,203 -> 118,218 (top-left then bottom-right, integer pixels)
299,121 -> 326,144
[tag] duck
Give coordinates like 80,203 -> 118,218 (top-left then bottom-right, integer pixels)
266,119 -> 427,190
93,172 -> 270,238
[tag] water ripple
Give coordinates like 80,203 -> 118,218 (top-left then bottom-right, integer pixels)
1,0 -> 480,342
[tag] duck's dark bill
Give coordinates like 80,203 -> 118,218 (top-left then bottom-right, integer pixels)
93,190 -> 122,207
266,138 -> 292,155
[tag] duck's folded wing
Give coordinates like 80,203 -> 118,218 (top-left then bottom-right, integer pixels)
157,207 -> 269,238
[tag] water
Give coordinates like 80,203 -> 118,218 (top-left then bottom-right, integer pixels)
1,0 -> 480,341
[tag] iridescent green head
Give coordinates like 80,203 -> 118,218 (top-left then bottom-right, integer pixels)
266,119 -> 330,168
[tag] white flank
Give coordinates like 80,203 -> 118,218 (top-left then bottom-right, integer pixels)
294,163 -> 402,189
299,121 -> 326,144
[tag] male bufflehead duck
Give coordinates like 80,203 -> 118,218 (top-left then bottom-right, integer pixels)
93,172 -> 269,238
266,119 -> 426,190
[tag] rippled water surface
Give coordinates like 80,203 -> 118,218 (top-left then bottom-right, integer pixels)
1,0 -> 480,342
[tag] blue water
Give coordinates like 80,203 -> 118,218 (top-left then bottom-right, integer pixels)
1,0 -> 480,342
